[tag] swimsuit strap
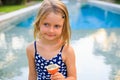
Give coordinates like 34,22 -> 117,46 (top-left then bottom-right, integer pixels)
34,41 -> 64,53
34,41 -> 37,53
60,45 -> 65,52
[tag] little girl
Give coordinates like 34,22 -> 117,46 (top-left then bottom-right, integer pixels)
26,0 -> 76,80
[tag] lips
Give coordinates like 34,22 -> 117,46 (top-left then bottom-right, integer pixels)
47,34 -> 55,37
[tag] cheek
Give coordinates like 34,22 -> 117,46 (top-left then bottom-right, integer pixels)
40,26 -> 46,33
60,28 -> 63,34
58,28 -> 63,35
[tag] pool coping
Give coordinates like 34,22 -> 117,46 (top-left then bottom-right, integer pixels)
0,3 -> 41,31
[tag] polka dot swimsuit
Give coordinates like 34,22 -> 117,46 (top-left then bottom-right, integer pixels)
34,41 -> 67,80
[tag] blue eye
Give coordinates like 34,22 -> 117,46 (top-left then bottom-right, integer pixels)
55,25 -> 60,28
44,23 -> 49,27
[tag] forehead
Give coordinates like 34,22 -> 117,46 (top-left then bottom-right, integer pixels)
42,12 -> 64,25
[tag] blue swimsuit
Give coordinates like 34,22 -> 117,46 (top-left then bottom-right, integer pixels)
34,41 -> 67,80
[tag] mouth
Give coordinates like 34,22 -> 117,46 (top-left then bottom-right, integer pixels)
47,34 -> 55,37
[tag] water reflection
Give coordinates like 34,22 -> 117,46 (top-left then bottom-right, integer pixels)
0,1 -> 120,80
0,33 -> 7,49
71,28 -> 120,80
0,26 -> 33,79
1,27 -> 120,80
93,29 -> 117,51
0,51 -> 16,69
72,29 -> 111,80
91,29 -> 120,80
12,36 -> 25,49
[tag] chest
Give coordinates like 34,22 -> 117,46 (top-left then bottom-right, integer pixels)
36,46 -> 61,60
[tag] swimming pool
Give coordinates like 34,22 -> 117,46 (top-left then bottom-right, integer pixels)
0,1 -> 120,80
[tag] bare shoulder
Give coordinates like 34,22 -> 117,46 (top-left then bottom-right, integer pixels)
64,44 -> 75,54
26,41 -> 35,57
63,44 -> 75,60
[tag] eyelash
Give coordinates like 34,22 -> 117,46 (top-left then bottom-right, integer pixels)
43,23 -> 61,28
55,25 -> 60,28
44,23 -> 49,26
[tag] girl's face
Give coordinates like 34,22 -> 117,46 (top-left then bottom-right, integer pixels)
39,12 -> 64,41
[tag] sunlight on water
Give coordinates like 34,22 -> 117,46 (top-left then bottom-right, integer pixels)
12,36 -> 26,49
0,1 -> 120,79
0,51 -> 16,69
92,29 -> 118,52
71,28 -> 120,80
72,30 -> 111,80
0,33 -> 6,49
0,28 -> 120,80
10,67 -> 28,80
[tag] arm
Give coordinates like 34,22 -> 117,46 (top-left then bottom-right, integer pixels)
26,43 -> 37,80
64,45 -> 77,80
51,45 -> 77,80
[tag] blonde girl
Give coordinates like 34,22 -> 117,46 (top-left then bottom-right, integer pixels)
26,0 -> 76,80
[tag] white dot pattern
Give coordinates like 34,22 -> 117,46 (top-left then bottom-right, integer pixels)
34,41 -> 67,80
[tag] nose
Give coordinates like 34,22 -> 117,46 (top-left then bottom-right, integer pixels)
49,26 -> 54,32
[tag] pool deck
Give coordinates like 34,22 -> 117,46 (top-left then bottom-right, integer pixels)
0,3 -> 41,31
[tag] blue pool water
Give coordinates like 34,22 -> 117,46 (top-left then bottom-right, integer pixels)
0,1 -> 120,80
69,4 -> 120,29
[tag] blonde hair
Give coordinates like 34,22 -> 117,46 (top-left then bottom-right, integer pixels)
34,0 -> 71,44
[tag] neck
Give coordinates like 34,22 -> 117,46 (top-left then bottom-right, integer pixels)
37,38 -> 64,52
39,38 -> 62,46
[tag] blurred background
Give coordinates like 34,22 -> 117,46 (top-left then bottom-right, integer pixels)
0,0 -> 120,80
